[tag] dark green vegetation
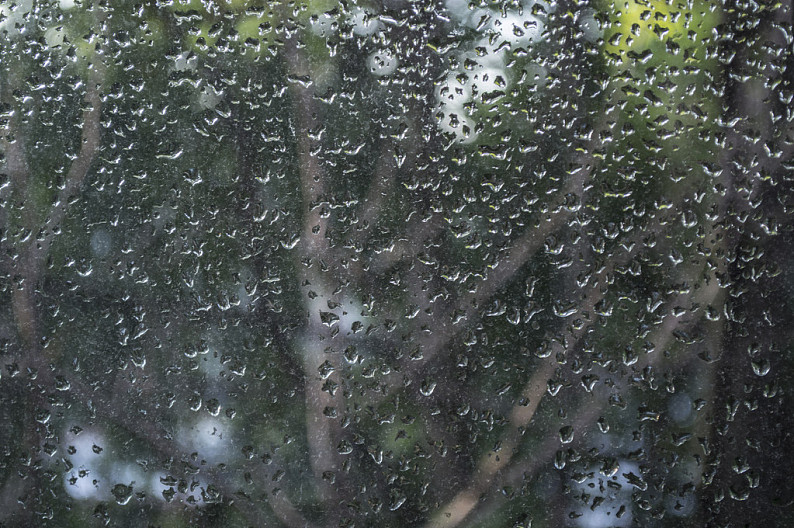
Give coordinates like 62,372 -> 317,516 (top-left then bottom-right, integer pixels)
1,0 -> 792,526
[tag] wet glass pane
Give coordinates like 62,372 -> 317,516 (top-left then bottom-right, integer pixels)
1,0 -> 792,526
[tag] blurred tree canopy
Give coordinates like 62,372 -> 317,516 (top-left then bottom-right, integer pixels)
0,0 -> 793,526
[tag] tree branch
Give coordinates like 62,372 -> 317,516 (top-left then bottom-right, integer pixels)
422,255 -> 618,528
457,260 -> 727,528
283,37 -> 344,510
357,138 -> 400,235
392,113 -> 611,394
2,49 -> 316,528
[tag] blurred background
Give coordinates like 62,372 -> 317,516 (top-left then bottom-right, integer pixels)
0,0 -> 792,526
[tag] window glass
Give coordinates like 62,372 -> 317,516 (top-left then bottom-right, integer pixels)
1,0 -> 792,526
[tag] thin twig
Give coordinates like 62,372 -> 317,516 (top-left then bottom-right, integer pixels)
41,72 -> 104,256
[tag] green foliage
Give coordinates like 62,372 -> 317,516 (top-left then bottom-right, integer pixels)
0,0 -> 792,527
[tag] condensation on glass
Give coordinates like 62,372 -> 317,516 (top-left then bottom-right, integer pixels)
0,0 -> 792,526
